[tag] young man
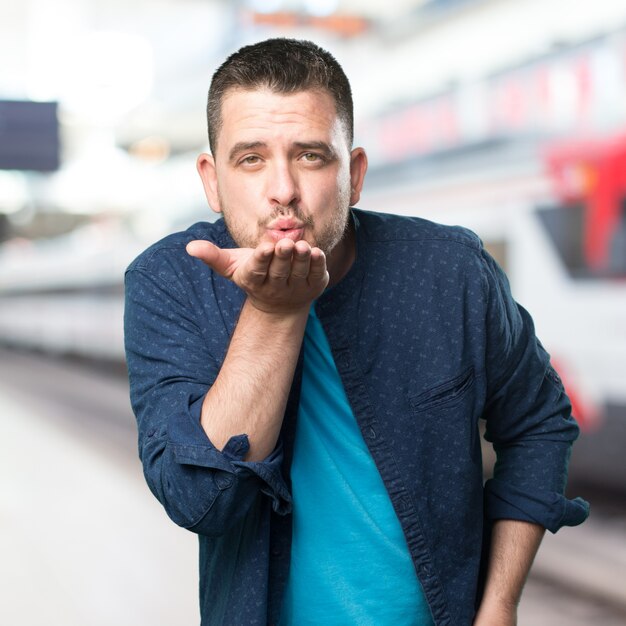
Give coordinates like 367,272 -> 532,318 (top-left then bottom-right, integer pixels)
124,38 -> 589,625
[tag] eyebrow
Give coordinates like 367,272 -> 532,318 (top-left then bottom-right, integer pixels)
227,140 -> 339,163
228,141 -> 267,163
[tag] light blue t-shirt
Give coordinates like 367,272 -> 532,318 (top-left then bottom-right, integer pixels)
279,308 -> 434,626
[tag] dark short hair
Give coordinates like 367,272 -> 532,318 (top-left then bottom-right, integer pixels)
206,38 -> 354,154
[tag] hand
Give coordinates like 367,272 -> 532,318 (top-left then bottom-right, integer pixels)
186,238 -> 329,314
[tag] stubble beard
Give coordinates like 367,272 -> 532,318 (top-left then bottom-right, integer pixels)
219,187 -> 352,256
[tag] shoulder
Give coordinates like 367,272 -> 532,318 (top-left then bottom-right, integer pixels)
353,208 -> 482,251
351,208 -> 498,299
126,219 -> 230,276
124,219 -> 244,332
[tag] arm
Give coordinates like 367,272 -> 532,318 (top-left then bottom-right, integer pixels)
200,299 -> 307,461
474,520 -> 545,625
480,249 -> 589,532
472,247 -> 587,621
124,236 -> 327,535
186,237 -> 328,461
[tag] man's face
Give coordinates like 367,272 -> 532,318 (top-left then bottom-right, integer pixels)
197,88 -> 366,256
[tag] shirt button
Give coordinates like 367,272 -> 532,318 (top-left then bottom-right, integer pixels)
366,426 -> 376,440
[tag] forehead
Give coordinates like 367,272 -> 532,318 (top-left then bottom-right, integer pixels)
216,88 -> 347,153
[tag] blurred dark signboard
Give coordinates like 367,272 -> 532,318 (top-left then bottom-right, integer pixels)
0,100 -> 60,172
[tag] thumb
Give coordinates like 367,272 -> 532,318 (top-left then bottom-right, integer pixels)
186,240 -> 236,278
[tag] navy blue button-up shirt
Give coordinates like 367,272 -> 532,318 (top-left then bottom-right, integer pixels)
124,209 -> 589,625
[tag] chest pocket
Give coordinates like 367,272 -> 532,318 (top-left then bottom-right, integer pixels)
407,367 -> 479,470
409,367 -> 475,413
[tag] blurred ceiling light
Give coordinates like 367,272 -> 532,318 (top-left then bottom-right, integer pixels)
247,4 -> 370,36
59,30 -> 154,124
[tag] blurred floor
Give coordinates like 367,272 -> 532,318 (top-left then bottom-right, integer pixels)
0,350 -> 198,626
1,348 -> 625,625
520,577 -> 626,626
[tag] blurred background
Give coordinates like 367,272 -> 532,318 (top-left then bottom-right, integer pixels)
1,0 -> 625,624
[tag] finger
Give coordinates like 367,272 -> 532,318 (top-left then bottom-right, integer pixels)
244,243 -> 275,285
267,238 -> 295,281
186,241 -> 232,276
308,248 -> 329,286
186,240 -> 249,279
290,240 -> 312,280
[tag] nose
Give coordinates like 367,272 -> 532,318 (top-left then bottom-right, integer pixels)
267,160 -> 299,208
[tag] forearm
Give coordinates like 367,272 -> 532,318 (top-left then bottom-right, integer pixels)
474,519 -> 545,625
200,298 -> 308,461
187,237 -> 329,462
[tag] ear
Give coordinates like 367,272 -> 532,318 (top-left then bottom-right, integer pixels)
196,152 -> 221,214
348,147 -> 368,206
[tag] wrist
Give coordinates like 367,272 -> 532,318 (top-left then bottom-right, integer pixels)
245,295 -> 313,318
241,298 -> 311,331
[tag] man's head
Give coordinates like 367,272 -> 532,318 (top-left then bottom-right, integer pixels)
196,38 -> 367,273
206,38 -> 354,155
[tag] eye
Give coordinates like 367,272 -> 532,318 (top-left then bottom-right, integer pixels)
301,152 -> 323,163
236,153 -> 263,167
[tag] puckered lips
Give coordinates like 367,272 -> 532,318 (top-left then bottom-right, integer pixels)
265,217 -> 306,243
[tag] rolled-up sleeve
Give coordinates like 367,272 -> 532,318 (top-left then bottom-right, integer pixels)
124,258 -> 291,537
480,250 -> 589,532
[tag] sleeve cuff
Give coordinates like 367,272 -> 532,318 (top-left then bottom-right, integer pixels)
221,434 -> 291,513
231,441 -> 292,515
166,395 -> 292,515
484,478 -> 590,533
168,439 -> 291,515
